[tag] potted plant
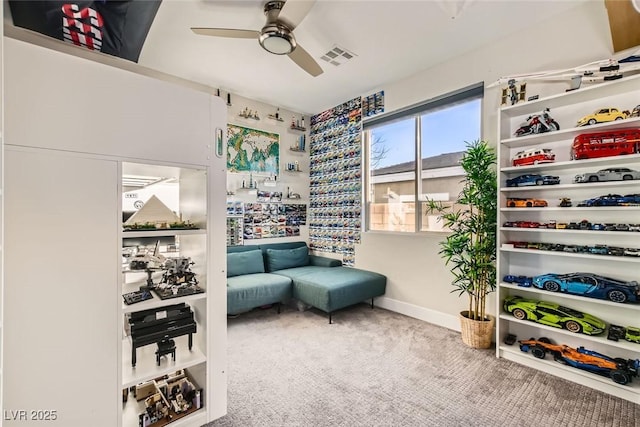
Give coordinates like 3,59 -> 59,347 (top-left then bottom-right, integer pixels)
426,139 -> 497,349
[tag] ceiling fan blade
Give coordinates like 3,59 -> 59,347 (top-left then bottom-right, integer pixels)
278,0 -> 316,30
288,44 -> 323,77
191,27 -> 259,39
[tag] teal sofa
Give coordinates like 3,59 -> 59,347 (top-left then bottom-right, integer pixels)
227,242 -> 387,323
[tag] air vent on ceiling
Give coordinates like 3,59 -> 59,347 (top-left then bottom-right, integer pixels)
320,45 -> 357,67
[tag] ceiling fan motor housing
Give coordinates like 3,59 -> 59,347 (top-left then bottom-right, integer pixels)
259,0 -> 296,55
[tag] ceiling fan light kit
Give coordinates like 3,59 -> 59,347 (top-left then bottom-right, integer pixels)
191,0 -> 323,76
259,23 -> 296,55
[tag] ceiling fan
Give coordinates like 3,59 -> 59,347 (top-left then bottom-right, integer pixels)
191,0 -> 323,77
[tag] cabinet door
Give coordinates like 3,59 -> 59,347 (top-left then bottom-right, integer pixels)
4,148 -> 119,426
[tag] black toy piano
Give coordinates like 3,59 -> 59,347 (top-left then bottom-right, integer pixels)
129,303 -> 196,367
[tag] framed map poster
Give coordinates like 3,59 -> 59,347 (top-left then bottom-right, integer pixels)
227,124 -> 279,174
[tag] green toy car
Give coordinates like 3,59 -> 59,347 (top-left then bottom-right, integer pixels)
625,327 -> 640,343
503,295 -> 606,335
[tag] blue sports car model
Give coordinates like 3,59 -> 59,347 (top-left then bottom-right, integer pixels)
503,275 -> 533,287
506,174 -> 560,187
532,272 -> 640,303
577,194 -> 624,207
618,194 -> 640,205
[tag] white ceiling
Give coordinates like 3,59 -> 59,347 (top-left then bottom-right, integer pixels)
137,0 -> 592,114
7,0 -> 591,115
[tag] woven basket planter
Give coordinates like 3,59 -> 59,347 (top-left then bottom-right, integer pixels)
459,311 -> 495,349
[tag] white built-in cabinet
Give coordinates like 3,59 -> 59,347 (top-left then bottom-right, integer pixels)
3,38 -> 227,426
496,73 -> 640,404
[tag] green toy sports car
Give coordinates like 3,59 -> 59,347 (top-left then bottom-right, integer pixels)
503,295 -> 606,335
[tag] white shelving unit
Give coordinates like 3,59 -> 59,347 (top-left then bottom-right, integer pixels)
118,161 -> 217,427
496,73 -> 640,404
3,38 -> 228,427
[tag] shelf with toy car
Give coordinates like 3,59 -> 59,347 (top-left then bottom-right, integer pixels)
500,282 -> 640,313
498,313 -> 640,353
501,117 -> 640,149
500,246 -> 640,263
499,226 -> 640,236
501,179 -> 640,193
498,344 -> 640,401
501,153 -> 640,174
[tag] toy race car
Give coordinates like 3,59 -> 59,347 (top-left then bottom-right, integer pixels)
519,337 -> 640,385
504,296 -> 605,335
506,174 -> 560,187
503,275 -> 533,287
531,272 -> 640,303
506,198 -> 548,208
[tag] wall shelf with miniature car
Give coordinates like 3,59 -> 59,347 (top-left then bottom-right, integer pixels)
500,282 -> 640,313
500,246 -> 640,263
501,118 -> 640,149
497,314 -> 640,353
500,227 -> 640,236
501,206 -> 640,212
497,71 -> 640,403
501,153 -> 640,174
498,345 -> 640,398
290,124 -> 307,131
289,147 -> 306,153
267,114 -> 284,122
501,180 -> 640,192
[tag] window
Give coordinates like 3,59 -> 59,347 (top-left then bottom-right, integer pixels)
364,84 -> 483,232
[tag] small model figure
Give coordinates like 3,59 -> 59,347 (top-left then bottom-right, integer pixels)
501,79 -> 526,105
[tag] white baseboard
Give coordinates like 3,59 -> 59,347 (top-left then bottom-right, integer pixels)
372,296 -> 461,332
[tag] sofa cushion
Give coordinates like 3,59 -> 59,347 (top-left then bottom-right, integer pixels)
274,266 -> 387,313
265,246 -> 309,272
227,249 -> 265,277
227,273 -> 292,315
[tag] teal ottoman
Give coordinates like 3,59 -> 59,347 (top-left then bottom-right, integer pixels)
274,266 -> 387,323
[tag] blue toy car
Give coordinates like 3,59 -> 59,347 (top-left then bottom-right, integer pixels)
532,272 -> 640,303
503,275 -> 533,287
618,194 -> 640,205
577,194 -> 624,207
506,174 -> 560,187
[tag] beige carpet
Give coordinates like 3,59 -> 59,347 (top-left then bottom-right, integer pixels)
206,304 -> 639,427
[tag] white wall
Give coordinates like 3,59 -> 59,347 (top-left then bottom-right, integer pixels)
225,93 -> 311,245
356,1 -> 614,329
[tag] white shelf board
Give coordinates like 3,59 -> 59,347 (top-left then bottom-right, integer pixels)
122,229 -> 206,238
122,335 -> 206,389
499,283 -> 640,312
499,73 -> 640,118
500,180 -> 640,192
501,206 -> 640,212
500,153 -> 640,174
500,227 -> 640,236
122,292 -> 206,314
498,346 -> 640,403
122,394 -> 206,427
498,313 -> 640,353
501,117 -> 640,149
500,247 -> 640,263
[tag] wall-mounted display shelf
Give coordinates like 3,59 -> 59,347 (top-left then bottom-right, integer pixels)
267,114 -> 284,122
289,147 -> 306,153
290,124 -> 307,131
239,107 -> 260,120
497,74 -> 640,404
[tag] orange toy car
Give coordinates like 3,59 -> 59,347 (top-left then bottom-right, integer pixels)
519,337 -> 640,385
506,198 -> 548,208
